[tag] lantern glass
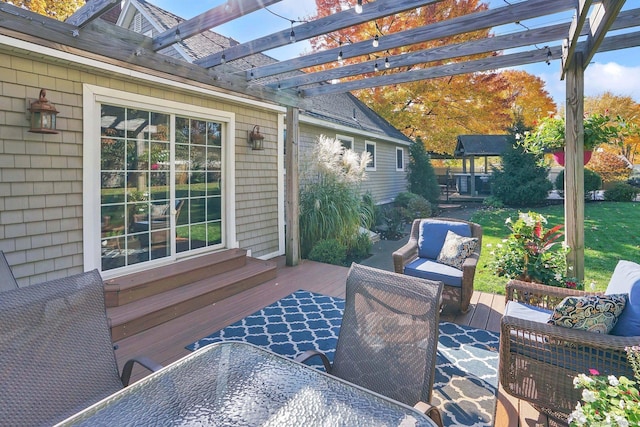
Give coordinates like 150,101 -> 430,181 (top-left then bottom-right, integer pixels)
28,89 -> 59,134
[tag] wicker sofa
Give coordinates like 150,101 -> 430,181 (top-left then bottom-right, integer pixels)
392,218 -> 482,313
500,260 -> 640,420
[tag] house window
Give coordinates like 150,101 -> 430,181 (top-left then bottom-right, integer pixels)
396,147 -> 405,171
365,141 -> 376,171
337,134 -> 353,150
99,104 -> 224,272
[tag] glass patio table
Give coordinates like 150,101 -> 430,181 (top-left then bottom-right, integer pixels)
56,341 -> 438,426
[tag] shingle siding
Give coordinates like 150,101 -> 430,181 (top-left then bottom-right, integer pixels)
0,48 -> 281,284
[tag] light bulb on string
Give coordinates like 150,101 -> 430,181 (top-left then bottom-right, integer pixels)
374,62 -> 379,72
372,34 -> 379,48
385,57 -> 390,68
355,0 -> 363,14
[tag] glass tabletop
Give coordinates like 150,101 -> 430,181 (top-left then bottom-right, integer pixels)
57,341 -> 437,426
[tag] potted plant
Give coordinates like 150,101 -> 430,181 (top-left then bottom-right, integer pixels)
520,113 -> 621,166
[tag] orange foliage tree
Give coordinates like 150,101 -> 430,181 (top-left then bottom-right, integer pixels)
0,0 -> 83,20
500,70 -> 556,128
584,92 -> 640,163
308,0 -> 557,155
587,147 -> 631,183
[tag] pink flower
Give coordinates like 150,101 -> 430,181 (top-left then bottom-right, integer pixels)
589,369 -> 600,376
151,163 -> 159,170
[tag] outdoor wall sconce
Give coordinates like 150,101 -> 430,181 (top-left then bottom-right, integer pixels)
28,89 -> 59,134
248,125 -> 265,150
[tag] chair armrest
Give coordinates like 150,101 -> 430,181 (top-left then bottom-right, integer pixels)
505,279 -> 596,310
414,401 -> 444,427
501,314 -> 637,370
120,356 -> 163,386
392,239 -> 418,274
294,349 -> 332,373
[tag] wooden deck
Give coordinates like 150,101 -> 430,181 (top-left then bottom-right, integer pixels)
113,257 -> 555,427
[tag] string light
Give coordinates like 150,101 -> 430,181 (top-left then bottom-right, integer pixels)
385,57 -> 390,68
337,41 -> 344,64
220,53 -> 226,65
545,46 -> 552,65
355,0 -> 363,14
372,34 -> 379,48
174,28 -> 181,42
374,62 -> 379,72
289,22 -> 296,43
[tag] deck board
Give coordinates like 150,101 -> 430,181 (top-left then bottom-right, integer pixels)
113,257 -> 544,426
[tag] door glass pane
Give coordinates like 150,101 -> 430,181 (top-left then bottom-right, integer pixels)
100,107 -> 224,272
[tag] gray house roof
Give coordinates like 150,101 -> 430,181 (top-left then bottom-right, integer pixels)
454,135 -> 511,157
126,0 -> 411,144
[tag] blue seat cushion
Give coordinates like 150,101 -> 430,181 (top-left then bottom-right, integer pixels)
404,258 -> 463,287
605,260 -> 640,336
418,220 -> 471,260
504,300 -> 552,324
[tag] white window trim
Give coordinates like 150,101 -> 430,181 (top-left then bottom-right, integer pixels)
396,147 -> 405,171
336,134 -> 354,150
365,140 -> 377,171
82,84 -> 236,277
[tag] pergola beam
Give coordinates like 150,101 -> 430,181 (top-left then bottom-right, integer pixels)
272,23 -> 573,90
248,0 -> 576,81
196,0 -> 443,69
582,0 -> 627,68
152,0 -> 285,52
561,0 -> 593,78
65,0 -> 119,27
300,46 -> 563,97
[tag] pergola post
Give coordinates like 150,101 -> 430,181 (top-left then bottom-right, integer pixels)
285,106 -> 300,266
564,51 -> 585,281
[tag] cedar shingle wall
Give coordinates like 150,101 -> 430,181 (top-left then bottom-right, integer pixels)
0,50 -> 280,285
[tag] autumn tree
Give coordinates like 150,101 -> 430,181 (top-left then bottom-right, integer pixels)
584,92 -> 640,163
0,0 -> 83,21
587,147 -> 632,183
308,0 -> 556,155
500,70 -> 556,128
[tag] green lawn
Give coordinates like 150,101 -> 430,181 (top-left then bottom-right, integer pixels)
470,202 -> 640,295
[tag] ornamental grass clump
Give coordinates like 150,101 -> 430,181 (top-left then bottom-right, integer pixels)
487,211 -> 577,288
569,347 -> 640,426
299,135 -> 373,258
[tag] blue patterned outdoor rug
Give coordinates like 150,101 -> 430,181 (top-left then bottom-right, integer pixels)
187,290 -> 499,426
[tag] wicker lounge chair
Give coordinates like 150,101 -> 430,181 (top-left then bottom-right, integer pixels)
500,278 -> 640,422
0,269 -> 162,426
393,218 -> 482,313
295,263 -> 445,427
0,250 -> 18,291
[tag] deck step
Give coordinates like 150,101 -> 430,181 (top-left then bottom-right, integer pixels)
104,249 -> 248,307
107,257 -> 277,341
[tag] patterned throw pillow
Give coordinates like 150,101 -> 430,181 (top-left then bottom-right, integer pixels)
436,230 -> 478,270
547,294 -> 627,334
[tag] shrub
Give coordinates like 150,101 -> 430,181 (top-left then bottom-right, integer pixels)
360,192 -> 376,230
604,182 -> 640,201
555,169 -> 603,199
406,195 -> 432,220
347,232 -> 372,261
407,137 -> 441,204
394,191 -> 419,209
491,145 -> 553,206
482,195 -> 504,209
308,239 -> 347,266
376,205 -> 405,240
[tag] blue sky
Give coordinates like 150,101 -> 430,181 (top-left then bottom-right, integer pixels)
151,0 -> 640,108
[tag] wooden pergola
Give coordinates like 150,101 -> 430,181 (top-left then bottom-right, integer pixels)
34,0 -> 640,277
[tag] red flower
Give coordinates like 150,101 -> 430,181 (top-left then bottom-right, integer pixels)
151,163 -> 159,170
566,281 -> 577,289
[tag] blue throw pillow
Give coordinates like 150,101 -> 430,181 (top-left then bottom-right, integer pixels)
605,260 -> 640,336
418,220 -> 471,260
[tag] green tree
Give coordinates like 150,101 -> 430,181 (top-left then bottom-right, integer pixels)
407,137 -> 441,204
491,121 -> 552,206
1,0 -> 83,20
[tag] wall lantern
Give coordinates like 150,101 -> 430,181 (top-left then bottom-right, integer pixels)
28,89 -> 59,134
248,125 -> 265,150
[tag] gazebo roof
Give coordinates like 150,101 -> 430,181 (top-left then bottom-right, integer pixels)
454,135 -> 511,157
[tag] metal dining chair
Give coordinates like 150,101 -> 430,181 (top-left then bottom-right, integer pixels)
296,263 -> 445,427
